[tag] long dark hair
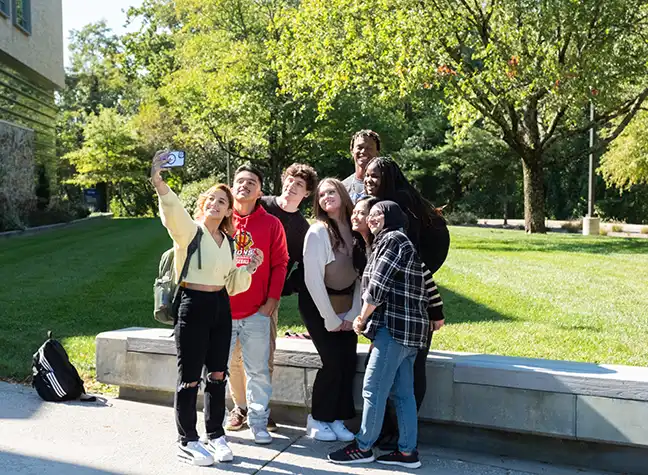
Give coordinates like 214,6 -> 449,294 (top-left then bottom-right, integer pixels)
313,178 -> 366,272
366,156 -> 445,230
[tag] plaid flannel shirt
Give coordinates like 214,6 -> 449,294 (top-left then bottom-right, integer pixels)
362,230 -> 430,349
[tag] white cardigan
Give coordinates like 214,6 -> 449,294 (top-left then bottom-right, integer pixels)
303,222 -> 362,331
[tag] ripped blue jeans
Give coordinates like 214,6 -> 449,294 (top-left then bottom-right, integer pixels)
174,287 -> 232,443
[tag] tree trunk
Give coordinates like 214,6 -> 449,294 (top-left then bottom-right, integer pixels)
521,156 -> 546,233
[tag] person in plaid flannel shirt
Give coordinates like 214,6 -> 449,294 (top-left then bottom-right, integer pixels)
328,200 -> 441,469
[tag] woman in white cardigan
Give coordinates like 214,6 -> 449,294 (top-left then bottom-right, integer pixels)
301,178 -> 364,442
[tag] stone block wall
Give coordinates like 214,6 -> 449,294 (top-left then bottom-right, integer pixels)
0,120 -> 35,230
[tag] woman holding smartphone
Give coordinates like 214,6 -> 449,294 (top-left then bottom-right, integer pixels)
150,151 -> 262,467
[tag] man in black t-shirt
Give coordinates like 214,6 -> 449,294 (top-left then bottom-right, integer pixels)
226,163 -> 318,432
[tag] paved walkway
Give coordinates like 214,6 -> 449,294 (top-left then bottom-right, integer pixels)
0,382 -> 618,475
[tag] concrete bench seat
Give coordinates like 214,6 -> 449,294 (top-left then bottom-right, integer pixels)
96,327 -> 648,473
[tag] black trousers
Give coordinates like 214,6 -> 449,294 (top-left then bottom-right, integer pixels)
375,329 -> 433,437
174,287 -> 232,443
298,291 -> 357,422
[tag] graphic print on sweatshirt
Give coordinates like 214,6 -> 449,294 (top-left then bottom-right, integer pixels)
234,229 -> 256,266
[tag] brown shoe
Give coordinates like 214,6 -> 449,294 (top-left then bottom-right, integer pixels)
267,417 -> 278,432
225,407 -> 247,431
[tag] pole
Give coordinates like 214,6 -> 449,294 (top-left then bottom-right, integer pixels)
587,100 -> 595,217
227,154 -> 231,186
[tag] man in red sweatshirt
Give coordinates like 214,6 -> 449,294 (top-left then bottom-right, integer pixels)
227,164 -> 289,445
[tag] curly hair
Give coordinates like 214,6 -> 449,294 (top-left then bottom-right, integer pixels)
349,129 -> 381,153
194,184 -> 235,236
282,163 -> 319,193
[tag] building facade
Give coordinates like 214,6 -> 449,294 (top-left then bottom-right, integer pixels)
0,0 -> 64,229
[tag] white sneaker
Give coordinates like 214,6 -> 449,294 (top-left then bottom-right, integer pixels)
329,420 -> 355,442
177,441 -> 214,466
251,425 -> 272,445
206,435 -> 234,462
306,415 -> 337,441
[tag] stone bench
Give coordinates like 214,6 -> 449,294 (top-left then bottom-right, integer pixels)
96,327 -> 648,474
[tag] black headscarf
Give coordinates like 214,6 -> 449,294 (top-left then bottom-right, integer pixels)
372,200 -> 408,242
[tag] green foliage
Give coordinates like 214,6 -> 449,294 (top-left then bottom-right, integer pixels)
277,0 -> 648,231
612,224 -> 623,233
177,177 -> 224,217
599,111 -> 648,190
641,227 -> 648,235
64,108 -> 156,217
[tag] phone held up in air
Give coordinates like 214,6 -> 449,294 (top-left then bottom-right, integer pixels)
161,150 -> 186,168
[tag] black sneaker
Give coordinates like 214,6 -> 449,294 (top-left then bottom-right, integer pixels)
376,450 -> 422,469
328,441 -> 375,465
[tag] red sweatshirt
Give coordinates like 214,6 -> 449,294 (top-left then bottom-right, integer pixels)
230,204 -> 289,319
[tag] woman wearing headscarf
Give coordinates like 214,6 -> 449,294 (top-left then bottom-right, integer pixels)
363,157 -> 447,449
328,201 -> 434,469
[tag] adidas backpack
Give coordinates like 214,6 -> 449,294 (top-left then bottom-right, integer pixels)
32,332 -> 88,402
153,227 -> 236,325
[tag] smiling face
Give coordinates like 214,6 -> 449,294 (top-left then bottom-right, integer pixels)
352,136 -> 379,174
367,207 -> 385,235
281,175 -> 309,204
364,161 -> 382,196
233,171 -> 262,203
351,199 -> 371,235
201,189 -> 233,222
318,181 -> 342,216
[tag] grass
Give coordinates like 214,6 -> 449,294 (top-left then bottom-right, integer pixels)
1,219 -> 647,391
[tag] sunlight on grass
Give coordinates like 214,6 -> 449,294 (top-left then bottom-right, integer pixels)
1,220 -> 646,390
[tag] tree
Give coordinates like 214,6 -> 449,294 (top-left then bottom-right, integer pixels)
599,111 -> 648,190
276,0 -> 648,232
65,108 -> 155,216
145,0 -> 325,193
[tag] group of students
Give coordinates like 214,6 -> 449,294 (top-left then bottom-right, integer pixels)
150,129 -> 450,470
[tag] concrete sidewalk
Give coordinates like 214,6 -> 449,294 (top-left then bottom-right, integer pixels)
0,382 -> 618,475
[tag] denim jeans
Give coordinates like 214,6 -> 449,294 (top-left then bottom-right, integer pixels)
227,312 -> 272,427
356,327 -> 418,453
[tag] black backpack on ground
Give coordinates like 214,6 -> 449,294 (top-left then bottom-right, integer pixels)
32,332 -> 93,402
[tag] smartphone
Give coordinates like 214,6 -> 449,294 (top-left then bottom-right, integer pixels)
162,151 -> 186,167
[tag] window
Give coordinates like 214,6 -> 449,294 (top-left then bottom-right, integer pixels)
12,0 -> 30,34
0,0 -> 9,18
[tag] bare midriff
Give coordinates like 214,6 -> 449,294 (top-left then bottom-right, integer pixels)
180,282 -> 225,292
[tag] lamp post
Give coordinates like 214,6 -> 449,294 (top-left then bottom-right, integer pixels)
583,90 -> 600,235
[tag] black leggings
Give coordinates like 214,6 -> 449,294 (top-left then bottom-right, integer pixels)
174,287 -> 232,443
298,291 -> 358,422
368,329 -> 433,438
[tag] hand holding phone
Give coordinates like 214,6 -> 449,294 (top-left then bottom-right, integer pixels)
161,151 -> 186,168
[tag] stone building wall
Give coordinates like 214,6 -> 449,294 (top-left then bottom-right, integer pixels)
0,119 -> 34,230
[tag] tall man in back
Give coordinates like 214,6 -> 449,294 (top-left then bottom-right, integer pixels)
342,129 -> 381,203
227,163 -> 318,432
227,165 -> 289,445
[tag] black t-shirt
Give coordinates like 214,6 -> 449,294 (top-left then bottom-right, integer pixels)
260,196 -> 310,294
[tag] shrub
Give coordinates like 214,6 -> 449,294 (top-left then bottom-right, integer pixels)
27,198 -> 89,227
641,227 -> 648,235
445,210 -> 478,225
561,221 -> 583,233
178,177 -> 221,217
599,228 -> 608,236
611,224 -> 623,233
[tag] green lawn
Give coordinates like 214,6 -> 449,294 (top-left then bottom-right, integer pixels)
1,219 -> 647,390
